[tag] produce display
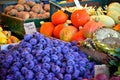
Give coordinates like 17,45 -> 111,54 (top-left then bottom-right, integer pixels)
0,26 -> 19,44
39,2 -> 120,43
0,32 -> 96,80
39,1 -> 120,78
3,0 -> 50,20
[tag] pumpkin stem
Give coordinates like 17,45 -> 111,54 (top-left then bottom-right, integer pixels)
64,23 -> 69,27
79,26 -> 83,30
95,17 -> 100,22
66,20 -> 72,24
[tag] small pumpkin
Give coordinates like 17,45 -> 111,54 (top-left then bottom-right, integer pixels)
114,23 -> 120,31
107,10 -> 120,24
71,30 -> 85,42
71,9 -> 90,28
51,10 -> 68,25
107,2 -> 120,13
82,20 -> 104,38
91,15 -> 115,28
53,24 -> 64,39
40,22 -> 55,36
60,26 -> 78,42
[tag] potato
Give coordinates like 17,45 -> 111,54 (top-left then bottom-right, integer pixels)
42,12 -> 50,18
9,9 -> 18,16
29,11 -> 34,16
14,4 -> 24,11
37,14 -> 43,19
27,1 -> 36,7
24,4 -> 31,11
31,4 -> 43,13
22,12 -> 30,20
18,0 -> 26,4
29,11 -> 38,19
44,4 -> 50,12
16,12 -> 23,18
40,9 -> 46,14
4,5 -> 14,13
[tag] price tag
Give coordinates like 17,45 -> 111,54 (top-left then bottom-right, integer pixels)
74,0 -> 83,9
94,64 -> 109,78
24,22 -> 37,35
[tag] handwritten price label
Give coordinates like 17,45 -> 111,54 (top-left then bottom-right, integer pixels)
24,22 -> 37,35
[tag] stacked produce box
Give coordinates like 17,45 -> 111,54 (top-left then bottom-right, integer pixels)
1,0 -> 50,39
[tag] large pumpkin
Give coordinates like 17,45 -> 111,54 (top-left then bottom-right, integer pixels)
82,20 -> 104,38
71,30 -> 85,42
51,10 -> 68,25
40,22 -> 55,36
60,26 -> 78,42
71,9 -> 90,28
53,24 -> 64,39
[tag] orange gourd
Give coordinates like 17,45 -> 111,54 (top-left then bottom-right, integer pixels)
114,23 -> 120,31
82,20 -> 104,38
67,0 -> 74,2
7,38 -> 12,44
60,26 -> 78,42
40,22 -> 55,36
71,9 -> 90,28
71,30 -> 85,42
51,10 -> 68,25
10,36 -> 19,43
53,24 -> 64,39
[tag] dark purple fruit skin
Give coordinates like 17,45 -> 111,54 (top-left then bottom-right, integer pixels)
0,32 -> 96,80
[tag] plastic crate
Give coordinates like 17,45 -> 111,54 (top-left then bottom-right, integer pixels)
1,13 -> 50,39
50,0 -> 108,18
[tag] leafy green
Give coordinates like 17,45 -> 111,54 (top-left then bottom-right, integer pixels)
114,71 -> 120,76
115,47 -> 120,53
109,60 -> 119,66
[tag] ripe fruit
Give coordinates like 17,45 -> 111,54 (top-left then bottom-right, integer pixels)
60,26 -> 78,42
40,22 -> 55,36
114,23 -> 120,31
0,26 -> 3,31
71,9 -> 90,28
82,20 -> 104,38
10,36 -> 19,43
0,38 -> 7,44
51,10 -> 68,25
71,30 -> 85,42
53,24 -> 64,39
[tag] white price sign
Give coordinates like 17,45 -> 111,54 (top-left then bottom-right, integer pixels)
24,22 -> 37,35
94,64 -> 109,78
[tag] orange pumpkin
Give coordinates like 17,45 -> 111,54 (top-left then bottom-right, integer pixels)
60,26 -> 78,42
10,36 -> 19,43
71,30 -> 85,42
7,38 -> 12,44
53,24 -> 64,39
67,0 -> 74,2
82,20 -> 104,38
51,10 -> 68,25
71,9 -> 90,28
114,23 -> 120,31
40,22 -> 55,36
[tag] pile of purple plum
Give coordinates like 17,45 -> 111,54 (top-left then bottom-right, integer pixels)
0,32 -> 96,80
